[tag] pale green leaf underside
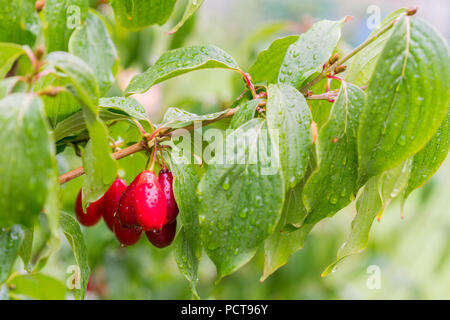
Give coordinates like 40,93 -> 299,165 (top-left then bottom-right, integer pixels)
169,0 -> 204,34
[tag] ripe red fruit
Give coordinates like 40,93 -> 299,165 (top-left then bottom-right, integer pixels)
146,220 -> 177,248
75,191 -> 103,227
117,173 -> 142,227
101,178 -> 127,231
113,217 -> 142,246
158,169 -> 179,223
134,170 -> 167,231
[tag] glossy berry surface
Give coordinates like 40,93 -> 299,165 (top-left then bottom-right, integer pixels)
75,191 -> 103,227
102,178 -> 127,231
146,220 -> 177,248
117,173 -> 142,227
113,217 -> 142,246
158,169 -> 179,223
134,170 -> 167,231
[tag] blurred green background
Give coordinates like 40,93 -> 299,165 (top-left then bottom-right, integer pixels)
24,0 -> 450,299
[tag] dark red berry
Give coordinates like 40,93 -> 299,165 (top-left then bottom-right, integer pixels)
134,170 -> 167,231
75,191 -> 103,227
158,169 -> 179,223
146,220 -> 177,248
113,217 -> 142,246
117,173 -> 142,227
101,178 -> 127,231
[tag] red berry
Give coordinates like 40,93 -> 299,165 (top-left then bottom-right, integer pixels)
158,169 -> 179,223
146,220 -> 177,248
101,178 -> 127,231
113,217 -> 142,246
117,173 -> 142,227
75,191 -> 103,227
134,170 -> 167,231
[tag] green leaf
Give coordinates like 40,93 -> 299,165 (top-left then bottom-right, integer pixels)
174,228 -> 200,299
46,52 -> 100,112
46,52 -> 116,203
248,35 -> 299,85
18,228 -> 33,272
198,119 -> 284,280
0,0 -> 39,46
161,106 -> 230,129
308,78 -> 341,129
262,181 -> 314,281
0,225 -> 24,284
165,146 -> 203,259
34,73 -> 81,128
278,18 -> 346,88
303,83 -> 365,224
0,77 -> 21,99
126,45 -> 241,95
0,94 -> 56,228
229,99 -> 262,130
53,98 -> 147,142
7,273 -> 66,300
169,0 -> 204,34
403,109 -> 450,200
0,284 -> 8,300
358,16 -> 450,185
99,97 -> 148,121
322,160 -> 411,277
110,0 -> 177,30
346,9 -> 406,86
60,212 -> 90,300
42,0 -> 89,52
0,43 -> 25,79
266,83 -> 313,189
69,11 -> 118,95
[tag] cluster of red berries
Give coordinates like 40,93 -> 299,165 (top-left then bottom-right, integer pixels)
75,169 -> 178,248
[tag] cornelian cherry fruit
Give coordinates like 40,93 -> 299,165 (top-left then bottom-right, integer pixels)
146,220 -> 177,248
113,217 -> 142,246
134,170 -> 167,231
75,191 -> 103,227
101,178 -> 127,231
158,169 -> 179,223
117,173 -> 142,227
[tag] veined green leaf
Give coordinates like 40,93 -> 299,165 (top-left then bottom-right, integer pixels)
0,0 -> 39,46
0,43 -> 26,79
69,11 -> 118,95
346,9 -> 406,86
18,228 -> 33,272
229,99 -> 262,130
0,225 -> 24,284
7,273 -> 66,300
358,16 -> 450,185
403,109 -> 450,200
169,0 -> 204,34
42,0 -> 89,52
110,0 -> 177,30
46,52 -> 99,112
174,228 -> 200,299
279,18 -> 346,88
198,119 -> 284,280
126,45 -> 241,95
46,52 -> 116,204
248,35 -> 299,85
165,146 -> 203,259
303,83 -> 365,224
262,180 -> 314,281
161,107 -> 230,129
266,83 -> 313,189
0,94 -> 56,228
60,212 -> 90,300
34,73 -> 81,128
322,160 -> 411,277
